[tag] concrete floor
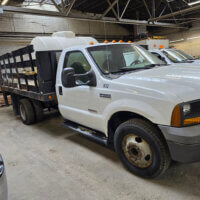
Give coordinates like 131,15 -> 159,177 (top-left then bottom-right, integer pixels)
0,107 -> 200,200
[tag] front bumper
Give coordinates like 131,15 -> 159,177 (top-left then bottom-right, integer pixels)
159,124 -> 200,163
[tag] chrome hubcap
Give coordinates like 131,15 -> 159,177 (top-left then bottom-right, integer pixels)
20,104 -> 26,121
122,134 -> 152,168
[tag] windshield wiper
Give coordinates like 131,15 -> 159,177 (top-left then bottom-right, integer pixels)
109,67 -> 146,74
177,60 -> 193,63
119,64 -> 157,72
110,64 -> 164,74
185,59 -> 194,63
119,67 -> 150,72
143,64 -> 162,67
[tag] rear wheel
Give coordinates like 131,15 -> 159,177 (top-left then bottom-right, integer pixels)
19,99 -> 35,125
114,119 -> 171,178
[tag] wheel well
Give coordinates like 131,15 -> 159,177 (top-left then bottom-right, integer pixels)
11,94 -> 21,115
11,95 -> 44,115
107,111 -> 160,144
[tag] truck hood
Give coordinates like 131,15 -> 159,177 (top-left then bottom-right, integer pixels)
116,65 -> 200,102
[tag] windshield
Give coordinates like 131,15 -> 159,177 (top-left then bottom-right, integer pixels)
174,49 -> 194,60
87,44 -> 164,74
163,49 -> 193,63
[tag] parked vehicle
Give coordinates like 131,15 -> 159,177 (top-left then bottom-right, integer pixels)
135,37 -> 169,50
172,48 -> 200,64
1,32 -> 200,178
135,37 -> 200,65
150,48 -> 200,65
0,155 -> 8,200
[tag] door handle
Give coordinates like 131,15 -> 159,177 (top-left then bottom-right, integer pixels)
58,86 -> 63,95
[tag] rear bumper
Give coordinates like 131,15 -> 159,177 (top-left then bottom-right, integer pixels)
159,125 -> 200,163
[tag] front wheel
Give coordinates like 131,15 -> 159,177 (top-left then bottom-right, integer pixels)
114,119 -> 171,178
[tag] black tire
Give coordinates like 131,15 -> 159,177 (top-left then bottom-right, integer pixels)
114,119 -> 171,178
19,99 -> 35,125
32,101 -> 44,122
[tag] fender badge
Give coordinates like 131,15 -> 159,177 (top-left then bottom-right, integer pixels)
100,93 -> 111,98
103,84 -> 109,88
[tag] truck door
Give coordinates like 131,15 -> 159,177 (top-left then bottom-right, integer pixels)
57,50 -> 104,131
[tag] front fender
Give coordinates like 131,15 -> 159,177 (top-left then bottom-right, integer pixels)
102,99 -> 175,135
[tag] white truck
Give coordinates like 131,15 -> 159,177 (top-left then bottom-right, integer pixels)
1,32 -> 200,178
135,38 -> 200,65
150,48 -> 200,65
135,38 -> 169,50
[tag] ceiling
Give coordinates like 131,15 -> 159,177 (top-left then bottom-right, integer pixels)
73,0 -> 200,21
1,0 -> 200,29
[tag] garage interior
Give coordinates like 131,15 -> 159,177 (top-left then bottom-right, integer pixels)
0,0 -> 200,200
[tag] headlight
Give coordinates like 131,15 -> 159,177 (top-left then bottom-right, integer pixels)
183,104 -> 191,116
171,101 -> 200,127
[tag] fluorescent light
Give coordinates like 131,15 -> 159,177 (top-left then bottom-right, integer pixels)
1,0 -> 9,5
188,0 -> 200,6
170,39 -> 184,43
187,36 -> 200,40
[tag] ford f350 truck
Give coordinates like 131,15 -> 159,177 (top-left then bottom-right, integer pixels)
1,31 -> 200,178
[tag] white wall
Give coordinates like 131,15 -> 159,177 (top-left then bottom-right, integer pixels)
153,21 -> 200,57
0,40 -> 29,55
0,12 -> 131,54
0,13 -> 130,36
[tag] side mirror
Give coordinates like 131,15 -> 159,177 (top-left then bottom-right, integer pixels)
61,67 -> 97,88
62,68 -> 76,88
159,56 -> 167,64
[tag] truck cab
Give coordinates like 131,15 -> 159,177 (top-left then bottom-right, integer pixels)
56,42 -> 200,178
56,43 -> 166,134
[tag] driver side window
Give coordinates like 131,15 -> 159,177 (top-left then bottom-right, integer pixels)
64,51 -> 91,83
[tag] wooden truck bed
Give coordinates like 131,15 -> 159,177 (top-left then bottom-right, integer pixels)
0,45 -> 60,103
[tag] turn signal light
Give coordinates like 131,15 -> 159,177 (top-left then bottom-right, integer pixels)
171,105 -> 181,127
119,40 -> 123,43
104,40 -> 109,43
184,117 -> 200,126
128,41 -> 132,43
89,42 -> 94,45
112,40 -> 116,43
159,45 -> 164,49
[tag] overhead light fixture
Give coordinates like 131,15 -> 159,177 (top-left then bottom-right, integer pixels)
170,39 -> 184,43
188,0 -> 200,6
1,0 -> 9,6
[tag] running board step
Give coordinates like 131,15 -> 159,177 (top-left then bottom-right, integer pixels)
62,120 -> 108,146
